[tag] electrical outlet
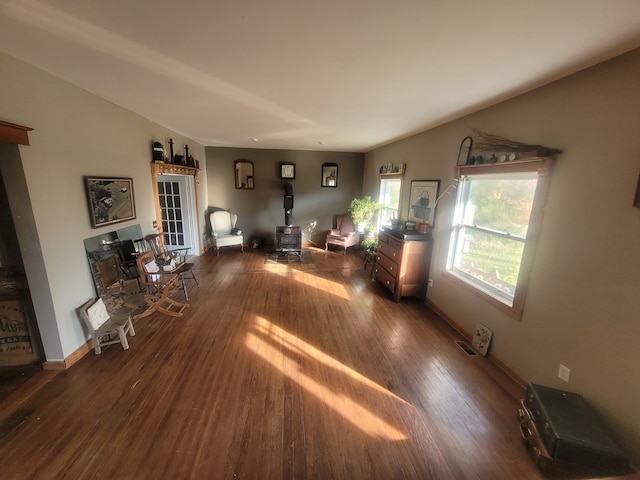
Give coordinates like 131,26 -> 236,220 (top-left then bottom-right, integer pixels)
428,279 -> 433,287
152,220 -> 157,229
558,364 -> 571,382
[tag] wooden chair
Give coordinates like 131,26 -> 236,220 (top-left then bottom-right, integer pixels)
94,253 -> 124,300
78,298 -> 135,354
145,233 -> 198,300
134,251 -> 189,320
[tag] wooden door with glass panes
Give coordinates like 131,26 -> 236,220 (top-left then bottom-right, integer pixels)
156,176 -> 196,255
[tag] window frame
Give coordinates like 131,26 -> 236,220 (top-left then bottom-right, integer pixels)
378,175 -> 403,229
445,158 -> 554,319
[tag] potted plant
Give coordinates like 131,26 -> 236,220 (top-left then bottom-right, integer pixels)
348,196 -> 381,250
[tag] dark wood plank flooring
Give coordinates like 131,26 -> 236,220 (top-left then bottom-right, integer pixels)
0,248 -> 635,479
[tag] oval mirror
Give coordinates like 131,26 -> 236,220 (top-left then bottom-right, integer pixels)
234,159 -> 254,189
457,136 -> 473,166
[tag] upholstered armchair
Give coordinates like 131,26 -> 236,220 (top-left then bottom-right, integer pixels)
325,214 -> 359,254
210,211 -> 244,256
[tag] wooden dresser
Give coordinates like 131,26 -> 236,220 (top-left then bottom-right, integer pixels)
373,228 -> 432,302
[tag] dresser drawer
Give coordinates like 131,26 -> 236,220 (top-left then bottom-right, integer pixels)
373,265 -> 395,293
376,253 -> 398,278
379,232 -> 403,251
377,241 -> 401,261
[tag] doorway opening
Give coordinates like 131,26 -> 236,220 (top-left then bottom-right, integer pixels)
0,168 -> 44,367
157,174 -> 198,257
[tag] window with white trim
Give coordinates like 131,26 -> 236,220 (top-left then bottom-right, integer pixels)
446,159 -> 552,317
378,177 -> 402,228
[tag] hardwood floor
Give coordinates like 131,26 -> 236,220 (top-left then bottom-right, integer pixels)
0,248 -> 635,479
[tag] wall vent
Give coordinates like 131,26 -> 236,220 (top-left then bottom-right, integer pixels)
455,341 -> 477,356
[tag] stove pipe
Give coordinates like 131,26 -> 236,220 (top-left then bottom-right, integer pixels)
283,182 -> 294,226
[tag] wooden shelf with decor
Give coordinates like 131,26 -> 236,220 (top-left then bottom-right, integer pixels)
455,157 -> 554,177
151,162 -> 199,177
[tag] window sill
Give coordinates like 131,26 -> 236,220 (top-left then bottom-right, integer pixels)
443,271 -> 523,320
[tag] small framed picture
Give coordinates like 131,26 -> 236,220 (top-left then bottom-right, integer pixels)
321,163 -> 338,187
280,163 -> 295,179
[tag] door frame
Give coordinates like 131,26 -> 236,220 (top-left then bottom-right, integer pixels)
156,174 -> 198,255
150,163 -> 202,255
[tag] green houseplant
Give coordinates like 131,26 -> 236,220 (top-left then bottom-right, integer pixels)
348,196 -> 381,250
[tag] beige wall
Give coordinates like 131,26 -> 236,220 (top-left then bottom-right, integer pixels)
205,147 -> 364,247
364,48 -> 640,463
0,51 -> 207,361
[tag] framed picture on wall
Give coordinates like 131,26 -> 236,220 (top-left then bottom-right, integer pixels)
408,180 -> 440,225
280,163 -> 296,179
321,163 -> 338,187
84,176 -> 136,228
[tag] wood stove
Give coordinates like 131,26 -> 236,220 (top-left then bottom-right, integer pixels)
276,225 -> 301,252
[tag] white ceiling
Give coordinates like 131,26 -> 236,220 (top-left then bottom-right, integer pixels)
1,0 -> 640,152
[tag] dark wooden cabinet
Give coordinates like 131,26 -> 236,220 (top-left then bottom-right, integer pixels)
373,228 -> 432,302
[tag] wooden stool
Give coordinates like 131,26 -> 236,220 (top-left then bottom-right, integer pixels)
364,249 -> 376,272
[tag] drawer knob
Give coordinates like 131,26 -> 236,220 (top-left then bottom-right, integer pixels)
386,281 -> 390,285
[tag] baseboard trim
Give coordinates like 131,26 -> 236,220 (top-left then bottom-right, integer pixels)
426,299 -> 528,390
42,340 -> 92,370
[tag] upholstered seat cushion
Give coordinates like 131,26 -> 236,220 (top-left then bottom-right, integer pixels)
326,232 -> 357,244
215,235 -> 243,247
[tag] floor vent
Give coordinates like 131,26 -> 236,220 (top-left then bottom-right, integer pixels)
455,341 -> 477,356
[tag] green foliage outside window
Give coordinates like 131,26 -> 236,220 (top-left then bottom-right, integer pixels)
451,173 -> 538,301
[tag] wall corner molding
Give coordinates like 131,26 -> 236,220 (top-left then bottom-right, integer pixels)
42,340 -> 92,370
0,120 -> 33,145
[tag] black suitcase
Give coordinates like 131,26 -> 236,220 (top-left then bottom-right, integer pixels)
518,384 -> 631,475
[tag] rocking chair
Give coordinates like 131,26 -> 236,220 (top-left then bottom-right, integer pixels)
133,251 -> 189,320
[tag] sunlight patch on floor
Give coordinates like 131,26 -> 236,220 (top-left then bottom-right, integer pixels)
245,316 -> 408,440
291,270 -> 350,300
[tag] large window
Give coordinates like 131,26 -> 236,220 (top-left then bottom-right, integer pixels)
378,178 -> 402,228
446,160 -> 552,317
